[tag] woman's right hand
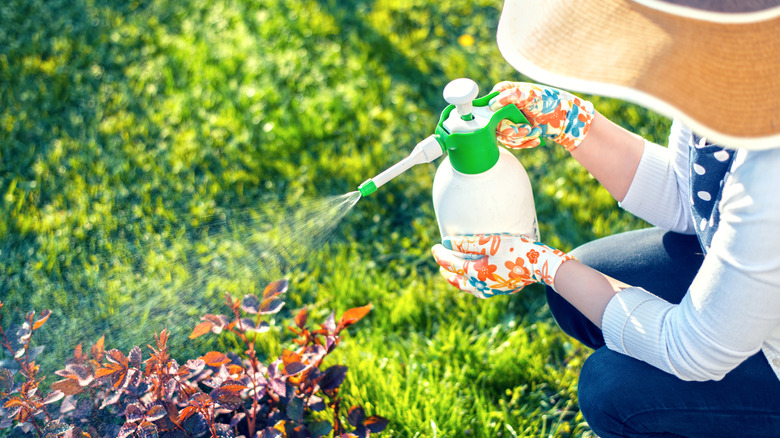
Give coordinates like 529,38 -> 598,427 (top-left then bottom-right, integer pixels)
489,82 -> 595,152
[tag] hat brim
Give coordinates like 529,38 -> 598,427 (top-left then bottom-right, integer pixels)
496,0 -> 780,149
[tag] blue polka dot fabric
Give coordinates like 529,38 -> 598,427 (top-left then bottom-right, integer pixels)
689,134 -> 736,253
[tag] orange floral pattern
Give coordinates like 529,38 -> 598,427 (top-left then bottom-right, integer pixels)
431,233 -> 576,299
489,82 -> 595,152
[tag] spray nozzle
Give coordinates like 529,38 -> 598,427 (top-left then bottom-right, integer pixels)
443,78 -> 480,121
357,179 -> 377,197
358,135 -> 444,197
357,77 -> 535,196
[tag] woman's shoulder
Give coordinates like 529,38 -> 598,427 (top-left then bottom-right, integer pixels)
730,147 -> 780,183
722,147 -> 780,214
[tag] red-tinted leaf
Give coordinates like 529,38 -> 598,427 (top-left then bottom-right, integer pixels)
185,358 -> 206,374
188,392 -> 213,408
307,395 -> 326,412
268,375 -> 287,398
202,314 -> 230,334
50,379 -> 84,396
294,308 -> 308,328
201,351 -> 231,367
262,279 -> 289,299
128,346 -> 142,369
6,404 -> 22,420
42,420 -> 72,437
261,297 -> 285,315
214,391 -> 243,410
59,364 -> 93,386
364,416 -> 389,433
42,390 -> 65,405
95,364 -> 120,379
227,364 -> 245,375
0,368 -> 13,394
241,295 -> 261,314
99,390 -> 121,409
318,365 -> 348,391
26,386 -> 38,398
72,343 -> 85,362
125,403 -> 144,422
146,404 -> 167,421
105,349 -> 129,367
284,361 -> 307,376
347,406 -> 365,427
156,329 -> 169,350
189,321 -> 213,339
97,362 -> 129,389
219,380 -> 247,394
248,321 -> 270,335
137,421 -> 158,438
33,309 -> 51,330
224,293 -> 237,309
17,324 -> 31,342
117,423 -> 137,438
4,397 -> 23,408
321,311 -> 336,333
91,335 -> 105,362
282,349 -> 301,366
177,406 -> 196,423
339,304 -> 372,328
236,318 -> 256,332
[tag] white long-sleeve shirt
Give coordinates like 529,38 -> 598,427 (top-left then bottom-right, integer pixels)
602,119 -> 780,381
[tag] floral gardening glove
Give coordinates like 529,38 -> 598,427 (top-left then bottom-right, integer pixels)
489,81 -> 595,152
431,234 -> 575,299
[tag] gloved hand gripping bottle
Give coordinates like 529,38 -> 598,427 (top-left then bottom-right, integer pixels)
358,78 -> 540,241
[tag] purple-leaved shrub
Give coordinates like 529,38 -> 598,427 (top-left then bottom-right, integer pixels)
0,280 -> 387,438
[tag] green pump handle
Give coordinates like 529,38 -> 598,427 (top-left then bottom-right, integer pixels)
434,91 -> 543,175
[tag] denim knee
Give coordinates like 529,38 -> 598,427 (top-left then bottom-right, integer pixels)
577,348 -> 631,438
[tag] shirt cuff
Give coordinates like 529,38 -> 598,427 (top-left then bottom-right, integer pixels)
603,286 -> 674,360
619,140 -> 678,222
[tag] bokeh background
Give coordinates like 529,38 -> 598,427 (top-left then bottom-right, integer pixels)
1,0 -> 671,436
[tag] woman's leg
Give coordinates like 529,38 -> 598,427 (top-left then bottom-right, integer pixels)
545,227 -> 704,349
578,347 -> 780,438
546,228 -> 780,437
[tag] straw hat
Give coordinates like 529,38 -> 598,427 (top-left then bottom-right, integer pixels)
496,0 -> 780,149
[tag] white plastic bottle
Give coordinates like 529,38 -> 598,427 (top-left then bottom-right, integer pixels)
432,78 -> 539,241
357,78 -> 539,241
432,147 -> 538,240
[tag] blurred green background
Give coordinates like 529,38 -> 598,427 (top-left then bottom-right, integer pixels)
0,0 -> 670,436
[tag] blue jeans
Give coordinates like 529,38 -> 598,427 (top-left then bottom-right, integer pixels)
545,227 -> 780,437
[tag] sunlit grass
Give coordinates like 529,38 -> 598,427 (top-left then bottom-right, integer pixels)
1,0 -> 668,436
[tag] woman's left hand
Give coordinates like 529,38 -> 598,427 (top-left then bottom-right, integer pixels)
432,234 -> 575,299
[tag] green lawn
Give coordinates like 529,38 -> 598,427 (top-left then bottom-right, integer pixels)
0,0 -> 671,436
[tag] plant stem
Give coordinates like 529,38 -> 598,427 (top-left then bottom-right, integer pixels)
27,410 -> 45,438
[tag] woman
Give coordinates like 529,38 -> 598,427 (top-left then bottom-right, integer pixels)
431,0 -> 780,436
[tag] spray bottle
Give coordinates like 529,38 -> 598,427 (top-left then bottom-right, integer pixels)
358,78 -> 540,241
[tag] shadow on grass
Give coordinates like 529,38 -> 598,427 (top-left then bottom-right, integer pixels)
313,0 -> 448,109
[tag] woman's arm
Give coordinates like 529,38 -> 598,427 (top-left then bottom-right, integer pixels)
573,114 -> 696,233
554,148 -> 780,381
569,112 -> 645,202
553,259 -> 627,328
